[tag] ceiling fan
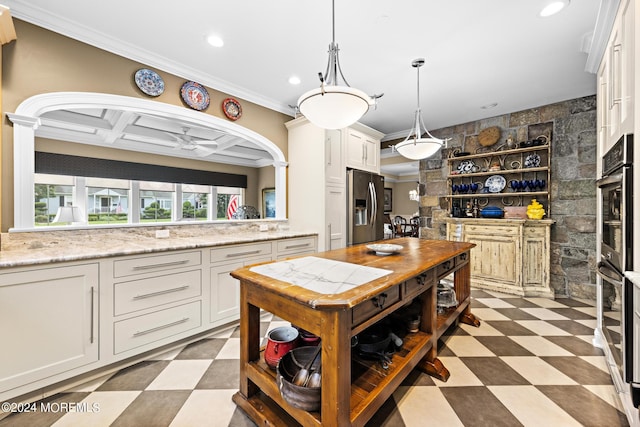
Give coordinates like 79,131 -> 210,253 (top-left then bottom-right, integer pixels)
166,127 -> 218,157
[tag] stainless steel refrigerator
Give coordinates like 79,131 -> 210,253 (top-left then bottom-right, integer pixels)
347,169 -> 385,245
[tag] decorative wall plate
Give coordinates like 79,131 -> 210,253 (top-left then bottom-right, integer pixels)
485,175 -> 506,193
524,153 -> 541,168
180,81 -> 210,110
134,68 -> 165,97
222,97 -> 242,121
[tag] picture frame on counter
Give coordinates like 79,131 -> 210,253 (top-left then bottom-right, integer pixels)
262,188 -> 275,218
383,188 -> 392,213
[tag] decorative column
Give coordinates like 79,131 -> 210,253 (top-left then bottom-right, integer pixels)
6,114 -> 39,230
273,160 -> 288,220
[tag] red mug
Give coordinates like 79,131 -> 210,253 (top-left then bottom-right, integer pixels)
264,326 -> 299,369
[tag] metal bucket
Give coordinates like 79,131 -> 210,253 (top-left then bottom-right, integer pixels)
276,346 -> 321,411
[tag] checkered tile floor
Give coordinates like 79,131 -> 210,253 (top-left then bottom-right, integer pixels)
0,289 -> 631,427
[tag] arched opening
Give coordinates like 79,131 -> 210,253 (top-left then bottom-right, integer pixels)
8,92 -> 287,230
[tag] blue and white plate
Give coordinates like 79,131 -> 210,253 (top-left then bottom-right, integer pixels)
180,81 -> 210,111
524,153 -> 541,168
134,68 -> 165,97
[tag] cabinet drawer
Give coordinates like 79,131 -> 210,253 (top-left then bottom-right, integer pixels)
114,251 -> 201,278
114,301 -> 201,354
524,227 -> 546,238
352,285 -> 400,326
436,258 -> 456,278
210,242 -> 273,263
457,252 -> 469,266
276,237 -> 316,255
114,270 -> 202,316
466,225 -> 519,236
404,270 -> 435,299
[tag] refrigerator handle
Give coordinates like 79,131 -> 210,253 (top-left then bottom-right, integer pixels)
369,181 -> 377,226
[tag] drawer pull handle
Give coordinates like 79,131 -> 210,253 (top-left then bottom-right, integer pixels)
443,260 -> 452,270
372,293 -> 388,309
460,253 -> 468,261
133,285 -> 190,300
416,274 -> 427,287
90,286 -> 95,344
133,317 -> 189,337
226,250 -> 261,257
284,243 -> 310,249
132,260 -> 189,270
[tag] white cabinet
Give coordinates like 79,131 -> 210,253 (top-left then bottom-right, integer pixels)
0,263 -> 98,399
209,242 -> 273,327
109,250 -> 204,358
286,117 -> 383,251
345,125 -> 382,173
0,236 -> 317,402
286,117 -> 347,252
598,0 -> 635,153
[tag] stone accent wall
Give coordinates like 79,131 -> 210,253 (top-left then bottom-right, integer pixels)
402,96 -> 597,299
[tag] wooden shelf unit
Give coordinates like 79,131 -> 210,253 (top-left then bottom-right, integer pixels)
231,238 -> 479,426
447,142 -> 551,216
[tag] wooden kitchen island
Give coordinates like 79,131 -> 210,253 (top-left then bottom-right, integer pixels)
231,237 -> 479,426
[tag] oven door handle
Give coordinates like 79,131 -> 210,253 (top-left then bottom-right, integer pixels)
596,173 -> 623,188
597,259 -> 624,286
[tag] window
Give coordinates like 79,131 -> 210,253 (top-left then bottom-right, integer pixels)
182,184 -> 209,221
86,177 -> 129,225
33,175 -> 244,227
34,174 -> 74,226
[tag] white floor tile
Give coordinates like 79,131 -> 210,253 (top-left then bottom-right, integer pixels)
573,306 -> 597,317
205,324 -> 237,339
488,385 -> 582,427
483,290 -> 520,299
265,321 -> 292,335
51,391 -> 141,427
215,337 -> 240,359
509,336 -> 573,356
515,320 -> 571,336
394,386 -> 464,426
469,307 -> 511,321
169,389 -> 237,427
442,336 -> 495,357
146,360 -> 212,390
575,318 -> 598,329
583,385 -> 625,411
501,357 -> 577,385
433,357 -> 484,387
474,298 -> 516,308
65,373 -> 115,392
148,346 -> 186,361
519,307 -> 569,320
458,321 -> 504,336
579,356 -> 611,374
523,298 -> 571,308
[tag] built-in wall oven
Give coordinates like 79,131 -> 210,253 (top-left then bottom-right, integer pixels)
596,133 -> 638,405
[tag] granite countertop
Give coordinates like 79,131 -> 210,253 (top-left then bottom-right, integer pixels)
0,221 -> 317,268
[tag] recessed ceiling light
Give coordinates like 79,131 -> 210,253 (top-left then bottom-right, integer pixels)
206,34 -> 224,47
540,1 -> 569,17
481,102 -> 498,110
288,76 -> 301,85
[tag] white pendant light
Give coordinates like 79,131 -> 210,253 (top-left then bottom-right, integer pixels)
394,58 -> 446,160
297,0 -> 380,130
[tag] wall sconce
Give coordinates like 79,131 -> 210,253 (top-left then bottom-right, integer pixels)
53,204 -> 85,224
409,189 -> 419,202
